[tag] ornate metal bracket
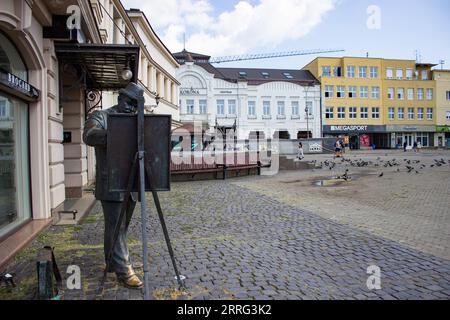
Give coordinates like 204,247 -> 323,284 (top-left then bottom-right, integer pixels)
86,89 -> 103,115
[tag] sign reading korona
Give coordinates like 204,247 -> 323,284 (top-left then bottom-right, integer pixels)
107,114 -> 171,192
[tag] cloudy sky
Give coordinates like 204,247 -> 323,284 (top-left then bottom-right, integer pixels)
121,0 -> 450,69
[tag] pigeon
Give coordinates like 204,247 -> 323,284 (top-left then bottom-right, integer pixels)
378,172 -> 384,177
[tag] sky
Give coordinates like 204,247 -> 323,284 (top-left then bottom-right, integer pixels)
121,0 -> 450,70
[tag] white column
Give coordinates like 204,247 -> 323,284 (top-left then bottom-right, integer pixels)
141,57 -> 148,87
152,67 -> 157,92
158,73 -> 165,98
148,66 -> 154,91
113,18 -> 124,44
165,79 -> 171,102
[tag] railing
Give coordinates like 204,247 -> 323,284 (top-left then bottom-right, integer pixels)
170,151 -> 260,172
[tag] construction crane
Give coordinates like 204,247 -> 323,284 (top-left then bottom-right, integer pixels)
209,48 -> 345,64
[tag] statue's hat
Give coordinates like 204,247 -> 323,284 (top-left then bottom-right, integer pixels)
119,82 -> 144,101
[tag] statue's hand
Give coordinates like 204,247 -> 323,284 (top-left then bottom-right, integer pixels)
83,127 -> 107,146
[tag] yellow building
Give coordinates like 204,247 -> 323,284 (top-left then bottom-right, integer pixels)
432,69 -> 450,147
303,57 -> 437,149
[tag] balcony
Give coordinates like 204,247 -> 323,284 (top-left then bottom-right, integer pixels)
262,115 -> 272,120
276,115 -> 286,120
247,115 -> 257,120
291,115 -> 300,120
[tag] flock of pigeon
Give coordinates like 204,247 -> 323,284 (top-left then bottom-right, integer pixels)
310,156 -> 450,180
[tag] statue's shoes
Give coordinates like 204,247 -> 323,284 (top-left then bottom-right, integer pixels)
116,273 -> 144,289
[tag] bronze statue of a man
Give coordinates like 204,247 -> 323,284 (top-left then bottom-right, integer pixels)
83,82 -> 144,289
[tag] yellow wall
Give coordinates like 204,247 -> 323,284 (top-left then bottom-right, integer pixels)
433,70 -> 450,126
303,57 -> 436,127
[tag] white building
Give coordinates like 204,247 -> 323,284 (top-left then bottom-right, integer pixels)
173,50 -> 321,142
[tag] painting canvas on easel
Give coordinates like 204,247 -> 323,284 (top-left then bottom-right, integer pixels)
106,114 -> 171,192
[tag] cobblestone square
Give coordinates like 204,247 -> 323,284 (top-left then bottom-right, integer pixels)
1,149 -> 449,300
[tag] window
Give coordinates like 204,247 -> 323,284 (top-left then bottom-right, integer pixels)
398,107 -> 404,120
388,107 -> 395,120
447,111 -> 450,120
396,68 -> 403,80
349,107 -> 357,119
347,65 -> 356,78
360,86 -> 368,98
416,132 -> 429,147
333,66 -> 342,77
186,99 -> 194,114
325,107 -> 334,119
360,107 -> 369,119
283,72 -> 294,79
0,101 -> 6,118
261,72 -> 270,78
238,71 -> 247,78
199,99 -> 207,114
386,68 -> 393,79
421,70 -> 428,80
324,85 -> 334,98
388,88 -> 394,99
322,66 -> 331,77
418,88 -> 424,100
291,101 -> 299,116
371,86 -> 380,99
417,107 -> 424,119
263,101 -> 271,116
217,99 -> 224,114
407,88 -> 414,100
370,66 -> 378,78
447,91 -> 450,100
426,88 -> 433,100
0,34 -> 31,239
348,86 -> 357,98
372,107 -> 380,119
277,101 -> 285,115
359,66 -> 367,78
427,108 -> 433,120
228,99 -> 236,114
337,107 -> 346,118
248,101 -> 256,116
406,69 -> 413,80
408,108 -> 414,120
397,88 -> 404,100
337,86 -> 345,98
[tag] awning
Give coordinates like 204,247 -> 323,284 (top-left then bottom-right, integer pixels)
54,43 -> 140,91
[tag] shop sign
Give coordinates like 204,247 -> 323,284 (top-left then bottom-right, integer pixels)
323,125 -> 385,133
437,126 -> 450,133
308,142 -> 323,152
0,69 -> 39,100
180,87 -> 200,95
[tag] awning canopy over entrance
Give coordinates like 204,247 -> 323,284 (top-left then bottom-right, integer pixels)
55,43 -> 140,91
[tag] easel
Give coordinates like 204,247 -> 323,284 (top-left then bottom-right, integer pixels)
100,95 -> 184,300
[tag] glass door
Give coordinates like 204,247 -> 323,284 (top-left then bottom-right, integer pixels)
0,94 -> 31,238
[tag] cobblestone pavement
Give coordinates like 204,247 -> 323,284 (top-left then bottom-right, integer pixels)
1,150 -> 449,300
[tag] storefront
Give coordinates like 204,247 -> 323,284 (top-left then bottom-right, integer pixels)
386,125 -> 436,149
323,125 -> 389,149
0,31 -> 39,239
436,126 -> 450,148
